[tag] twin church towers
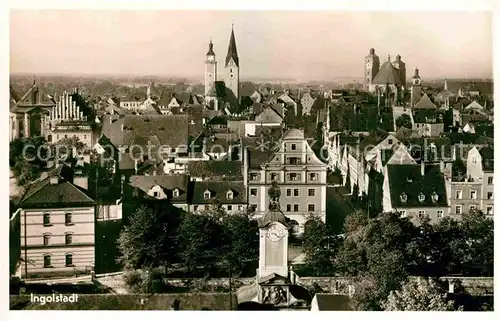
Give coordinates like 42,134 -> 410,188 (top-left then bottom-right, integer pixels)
204,25 -> 240,100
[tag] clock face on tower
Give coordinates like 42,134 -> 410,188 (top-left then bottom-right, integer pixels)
267,226 -> 284,242
229,73 -> 235,79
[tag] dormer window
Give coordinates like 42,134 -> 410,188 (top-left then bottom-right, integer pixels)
431,192 -> 439,203
204,190 -> 212,200
400,193 -> 408,203
173,189 -> 180,198
418,192 -> 426,202
226,190 -> 234,200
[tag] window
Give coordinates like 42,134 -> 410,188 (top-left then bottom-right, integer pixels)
388,139 -> 393,145
65,233 -> 73,245
418,210 -> 425,218
153,191 -> 159,197
487,192 -> 493,200
309,173 -> 318,181
431,192 -> 439,203
43,234 -> 50,246
472,157 -> 477,164
250,204 -> 257,211
400,210 -> 407,217
65,213 -> 72,225
470,190 -> 477,199
455,205 -> 462,215
291,144 -> 297,150
289,173 -> 301,181
227,205 -> 232,211
226,191 -> 234,199
488,177 -> 493,185
251,188 -> 258,196
286,189 -> 291,197
288,157 -> 300,165
173,189 -> 179,197
193,205 -> 198,211
293,204 -> 299,212
204,191 -> 211,199
286,204 -> 292,212
43,255 -> 51,268
486,206 -> 493,215
400,193 -> 408,203
270,173 -> 278,181
418,193 -> 425,202
455,190 -> 463,199
469,205 -> 477,212
308,204 -> 315,212
250,173 -> 259,180
437,210 -> 444,218
65,254 -> 73,267
43,213 -> 51,226
83,135 -> 87,140
294,189 -> 299,197
308,189 -> 315,197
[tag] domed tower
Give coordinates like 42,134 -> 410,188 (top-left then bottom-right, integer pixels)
364,48 -> 380,91
205,39 -> 217,96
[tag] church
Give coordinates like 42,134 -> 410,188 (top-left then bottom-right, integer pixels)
204,25 -> 240,111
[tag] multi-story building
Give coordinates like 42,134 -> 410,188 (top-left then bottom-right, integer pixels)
364,48 -> 380,91
16,165 -> 96,278
383,163 -> 449,224
467,146 -> 494,217
246,128 -> 327,231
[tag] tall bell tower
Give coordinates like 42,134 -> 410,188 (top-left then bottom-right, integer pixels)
410,67 -> 421,107
364,48 -> 380,92
205,39 -> 217,96
225,24 -> 239,100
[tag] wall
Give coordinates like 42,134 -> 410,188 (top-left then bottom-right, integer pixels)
20,206 -> 95,278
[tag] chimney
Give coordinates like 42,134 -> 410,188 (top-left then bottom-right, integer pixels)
73,175 -> 88,190
421,161 -> 425,176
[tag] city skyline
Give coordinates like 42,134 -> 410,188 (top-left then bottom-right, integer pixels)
10,10 -> 493,81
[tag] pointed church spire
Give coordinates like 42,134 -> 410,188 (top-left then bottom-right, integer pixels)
225,24 -> 239,67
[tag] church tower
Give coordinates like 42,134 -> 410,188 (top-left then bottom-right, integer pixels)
364,48 -> 380,91
225,25 -> 239,100
205,39 -> 217,96
392,54 -> 406,89
410,67 -> 421,107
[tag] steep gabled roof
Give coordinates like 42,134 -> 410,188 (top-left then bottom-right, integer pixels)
413,93 -> 437,109
225,27 -> 239,67
373,59 -> 402,85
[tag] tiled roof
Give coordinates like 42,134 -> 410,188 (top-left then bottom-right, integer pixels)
127,174 -> 189,202
395,126 -> 420,140
373,59 -> 402,85
122,115 -> 189,147
240,82 -> 258,98
19,166 -> 95,208
413,109 -> 443,123
191,180 -> 246,204
187,160 -> 242,180
413,93 -> 437,109
16,83 -> 56,107
387,164 -> 448,208
208,81 -> 226,98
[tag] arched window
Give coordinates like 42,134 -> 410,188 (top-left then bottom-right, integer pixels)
65,233 -> 73,245
418,192 -> 426,202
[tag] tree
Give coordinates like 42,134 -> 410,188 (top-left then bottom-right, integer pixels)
117,204 -> 182,270
343,210 -> 369,235
459,209 -> 494,276
10,136 -> 49,188
395,114 -> 412,130
51,136 -> 86,160
220,211 -> 259,274
382,277 -> 460,311
337,212 -> 418,310
177,211 -> 224,274
302,213 -> 338,276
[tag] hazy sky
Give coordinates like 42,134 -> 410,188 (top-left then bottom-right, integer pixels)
10,10 -> 493,80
